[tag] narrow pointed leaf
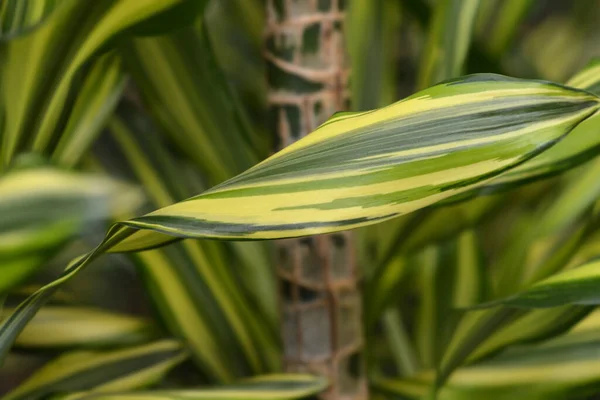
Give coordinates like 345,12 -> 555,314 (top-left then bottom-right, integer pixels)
415,241 -> 461,368
481,258 -> 600,308
467,306 -> 590,363
414,229 -> 488,369
50,51 -> 126,168
58,374 -> 328,400
1,74 -> 599,364
382,308 -> 420,377
493,162 -> 600,296
348,0 -> 401,110
417,0 -> 481,89
375,312 -> 600,399
487,58 -> 600,189
365,195 -> 500,328
115,75 -> 600,245
132,249 -> 238,382
121,20 -> 261,184
481,0 -> 535,57
567,58 -> 600,95
1,306 -> 157,350
3,340 -> 187,400
452,230 -> 488,307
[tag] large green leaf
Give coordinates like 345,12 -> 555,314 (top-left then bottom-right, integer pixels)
110,76 -> 599,244
0,74 -> 598,365
3,340 -> 187,400
58,374 -> 328,400
1,306 -> 156,350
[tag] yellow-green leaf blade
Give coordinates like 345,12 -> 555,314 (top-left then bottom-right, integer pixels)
483,258 -> 600,308
417,0 -> 480,90
485,58 -> 600,188
0,0 -> 200,168
0,0 -> 58,38
50,51 -> 126,168
116,74 -> 600,246
1,306 -> 157,350
375,312 -> 600,399
121,22 -> 261,184
567,58 -> 600,95
3,340 -> 187,400
58,374 -> 328,400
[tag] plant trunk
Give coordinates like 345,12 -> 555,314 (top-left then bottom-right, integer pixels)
265,1 -> 367,399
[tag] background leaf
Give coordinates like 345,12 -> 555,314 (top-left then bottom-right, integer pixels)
57,374 -> 328,400
3,340 -> 187,400
1,306 -> 157,350
417,0 -> 480,89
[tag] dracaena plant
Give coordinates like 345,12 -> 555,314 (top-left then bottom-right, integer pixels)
2,0 -> 600,400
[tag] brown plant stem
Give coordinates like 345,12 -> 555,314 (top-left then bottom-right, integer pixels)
265,1 -> 367,399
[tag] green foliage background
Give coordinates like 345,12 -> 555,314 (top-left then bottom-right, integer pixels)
1,0 -> 600,399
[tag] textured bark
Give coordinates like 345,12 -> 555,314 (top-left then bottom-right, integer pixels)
265,1 -> 367,399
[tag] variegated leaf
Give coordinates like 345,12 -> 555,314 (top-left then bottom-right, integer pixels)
1,74 -> 599,365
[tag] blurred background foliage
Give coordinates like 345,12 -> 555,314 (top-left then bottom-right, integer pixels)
1,0 -> 600,399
